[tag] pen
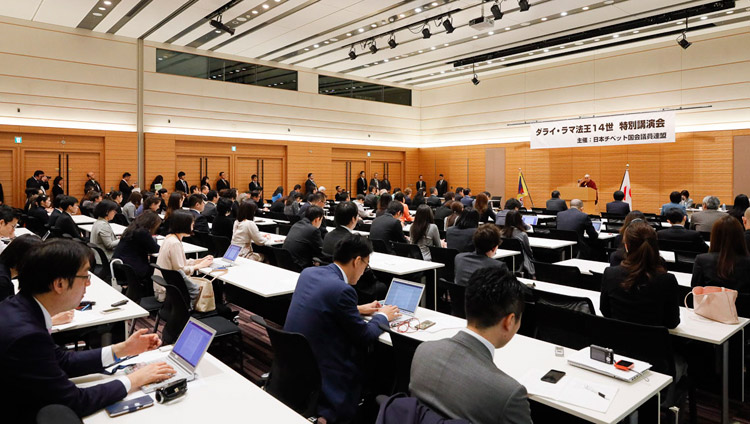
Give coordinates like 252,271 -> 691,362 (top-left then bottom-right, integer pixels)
81,303 -> 92,311
584,385 -> 606,399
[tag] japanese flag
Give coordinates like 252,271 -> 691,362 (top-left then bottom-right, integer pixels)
620,169 -> 632,208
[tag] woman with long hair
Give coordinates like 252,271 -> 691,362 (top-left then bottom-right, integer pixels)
601,222 -> 680,328
375,193 -> 392,217
271,186 -> 284,203
474,192 -> 496,223
159,192 -> 184,236
232,201 -> 268,261
52,176 -> 65,200
609,210 -> 647,266
201,176 -> 211,191
445,202 -> 464,229
501,210 -> 536,277
728,194 -> 749,225
691,215 -> 750,293
149,174 -> 164,192
113,211 -> 162,282
446,207 -> 480,253
409,205 -> 442,261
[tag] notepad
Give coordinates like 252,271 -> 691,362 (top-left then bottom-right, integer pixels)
519,368 -> 618,413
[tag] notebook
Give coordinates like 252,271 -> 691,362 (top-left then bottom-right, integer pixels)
135,318 -> 216,393
382,278 -> 425,321
567,347 -> 651,382
210,244 -> 241,268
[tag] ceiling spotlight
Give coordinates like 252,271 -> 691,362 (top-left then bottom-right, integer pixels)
471,64 -> 480,85
388,34 -> 398,49
422,27 -> 432,39
369,41 -> 378,54
210,14 -> 235,36
518,0 -> 530,12
349,46 -> 357,60
443,17 -> 455,33
490,1 -> 503,20
677,33 -> 692,49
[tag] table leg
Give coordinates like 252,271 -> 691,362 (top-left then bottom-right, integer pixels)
743,328 -> 745,402
657,391 -> 661,424
722,340 -> 729,424
433,269 -> 437,311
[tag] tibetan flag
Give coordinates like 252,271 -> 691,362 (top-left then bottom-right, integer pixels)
517,171 -> 530,201
620,169 -> 632,208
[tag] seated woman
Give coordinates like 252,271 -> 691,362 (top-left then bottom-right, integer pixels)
284,193 -> 302,217
113,211 -> 161,283
270,195 -> 286,213
691,215 -> 750,293
409,205 -> 442,261
445,202 -> 464,229
271,186 -> 284,203
728,194 -> 749,225
375,193 -> 392,218
106,190 -> 123,213
609,210 -> 647,266
90,200 -> 120,260
446,207 -> 480,253
211,197 -> 235,239
80,191 -> 101,217
393,192 -> 413,223
159,192 -> 184,236
154,210 -> 213,304
231,201 -> 268,261
26,194 -> 50,236
601,222 -> 680,328
122,192 -> 142,223
501,210 -> 536,278
474,193 -> 496,223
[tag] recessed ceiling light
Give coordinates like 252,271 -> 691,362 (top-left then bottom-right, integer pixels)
313,44 -> 319,48
488,31 -> 494,35
358,28 -> 364,32
443,43 -> 449,46
304,48 -> 309,51
157,57 -> 163,61
262,4 -> 269,9
371,24 -> 377,27
541,17 -> 547,21
252,10 -> 258,14
215,30 -> 221,33
676,21 -> 683,24
418,50 -> 424,53
521,22 -> 530,26
440,70 -> 445,74
98,7 -> 106,10
415,7 -> 422,12
323,41 -> 329,44
431,46 -> 436,50
103,0 -> 112,4
275,0 -> 280,2
529,52 -> 534,55
432,2 -> 438,6
430,73 -> 435,76
543,48 -> 549,52
346,33 -> 351,36
560,12 -> 568,16
330,38 -> 338,41
236,16 -> 247,22
582,6 -> 589,10
604,0 -> 614,4
500,58 -> 505,61
700,16 -> 707,20
395,56 -> 400,58
374,61 -> 378,64
594,38 -> 600,41
505,27 -> 511,30
632,30 -> 639,33
364,64 -> 370,67
381,20 -> 386,25
389,18 -> 394,22
472,35 -> 478,39
487,60 -> 493,64
92,12 -> 102,16
399,14 -> 405,18
726,10 -> 733,14
560,46 -> 565,49
384,59 -> 389,62
613,34 -> 619,38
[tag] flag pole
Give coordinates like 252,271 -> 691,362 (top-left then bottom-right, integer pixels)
619,163 -> 629,191
519,167 -> 534,208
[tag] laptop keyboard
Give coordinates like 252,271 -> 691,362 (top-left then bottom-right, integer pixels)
126,360 -> 192,392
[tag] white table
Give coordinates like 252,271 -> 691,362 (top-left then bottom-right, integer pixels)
378,307 -> 671,424
153,239 -> 208,258
72,214 -> 97,224
369,252 -> 444,309
523,277 -> 749,424
199,257 -> 299,297
528,236 -> 577,259
80,351 -> 309,423
259,231 -> 287,246
493,249 -> 520,270
555,259 -> 693,288
78,222 -> 128,236
4,226 -> 33,240
254,217 -> 277,227
325,227 -> 370,237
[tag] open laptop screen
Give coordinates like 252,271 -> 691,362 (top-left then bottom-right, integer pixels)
173,320 -> 215,368
223,244 -> 241,261
522,215 -> 539,226
384,279 -> 424,314
592,221 -> 602,233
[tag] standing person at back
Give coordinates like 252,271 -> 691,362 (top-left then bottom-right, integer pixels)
416,174 -> 427,192
175,171 -> 189,193
691,215 -> 750,293
606,190 -> 630,216
556,199 -> 598,258
118,172 -> 136,206
546,190 -> 567,213
83,171 -> 101,195
380,174 -> 391,193
370,172 -> 380,191
216,171 -> 230,192
248,174 -> 263,194
435,174 -> 448,197
410,266 -> 531,424
691,195 -> 723,232
356,170 -> 368,196
305,173 -> 317,195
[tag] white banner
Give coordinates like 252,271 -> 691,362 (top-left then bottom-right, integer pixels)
530,111 -> 675,149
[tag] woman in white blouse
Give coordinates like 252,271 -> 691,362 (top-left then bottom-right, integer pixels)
90,200 -> 120,260
232,201 -> 268,261
154,210 -> 213,303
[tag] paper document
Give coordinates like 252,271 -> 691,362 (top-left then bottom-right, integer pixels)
53,309 -> 112,332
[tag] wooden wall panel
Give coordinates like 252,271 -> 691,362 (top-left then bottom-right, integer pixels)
104,133 -> 137,194
0,149 -> 14,206
144,134 -> 175,193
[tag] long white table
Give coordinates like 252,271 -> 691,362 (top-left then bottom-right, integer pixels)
72,214 -> 97,224
528,237 -> 577,259
555,258 -> 693,288
378,307 -> 671,424
493,249 -> 520,270
369,252 -> 444,309
153,239 -> 208,258
78,222 -> 128,236
522,277 -> 749,424
199,256 -> 299,297
258,231 -> 288,246
80,350 -> 309,423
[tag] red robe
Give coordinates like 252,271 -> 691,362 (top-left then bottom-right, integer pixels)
579,179 -> 599,204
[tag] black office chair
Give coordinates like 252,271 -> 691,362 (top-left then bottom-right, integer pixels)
87,243 -> 111,280
251,314 -> 321,419
276,223 -> 294,235
370,239 -> 392,254
531,260 -> 596,291
36,405 -> 82,424
437,277 -> 466,318
530,288 -> 596,315
25,215 -> 45,236
112,262 -> 161,332
667,251 -> 696,273
388,328 -> 424,395
392,242 -> 423,260
699,231 -> 711,242
500,237 -> 525,275
658,240 -> 697,253
427,246 -> 459,282
112,213 -> 129,226
210,234 -> 231,257
183,231 -> 210,253
270,247 -> 303,272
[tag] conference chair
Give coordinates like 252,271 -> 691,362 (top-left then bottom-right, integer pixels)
112,212 -> 128,226
667,251 -> 697,274
209,234 -> 231,257
392,242 -> 423,260
111,261 -> 161,332
427,246 -> 459,282
276,222 -> 294,236
36,405 -> 82,424
251,314 -> 321,419
370,238 -> 392,255
658,240 -> 698,253
530,288 -> 596,315
270,247 -> 303,272
433,219 -> 446,238
699,231 -> 711,242
183,230 -> 210,253
500,237 -> 525,276
531,260 -> 597,291
87,243 -> 111,281
383,323 -> 424,395
437,277 -> 466,318
24,215 -> 45,236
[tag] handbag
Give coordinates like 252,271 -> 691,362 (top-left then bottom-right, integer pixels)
191,269 -> 228,313
684,286 -> 739,324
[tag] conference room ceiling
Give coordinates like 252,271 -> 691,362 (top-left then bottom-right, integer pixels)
3,0 -> 749,87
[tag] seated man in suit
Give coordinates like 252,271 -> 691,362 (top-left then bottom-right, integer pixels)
0,205 -> 19,255
364,186 -> 379,209
495,198 -> 522,227
369,201 -> 408,252
201,190 -> 219,222
556,199 -> 598,258
460,188 -> 474,207
411,266 -> 531,424
283,206 -> 325,269
606,190 -> 631,216
285,235 -> 399,423
545,190 -> 568,212
55,196 -> 84,240
426,187 -> 442,207
48,195 -> 65,229
658,207 -> 709,253
187,194 -> 210,233
660,191 -> 687,216
690,195 -> 723,232
0,239 -> 174,422
454,223 -> 509,286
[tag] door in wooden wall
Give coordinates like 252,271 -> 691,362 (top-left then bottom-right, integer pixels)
386,162 -> 403,192
175,156 -> 202,191
66,152 -> 101,201
262,158 -> 283,200
333,161 -> 348,195
205,156 -> 230,190
332,160 -> 366,195
0,150 -> 13,207
371,161 -> 386,185
236,157 -> 259,193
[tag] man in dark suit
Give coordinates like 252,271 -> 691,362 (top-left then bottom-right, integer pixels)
658,208 -> 709,253
118,172 -> 136,206
285,234 -> 399,423
495,198 -> 522,226
0,239 -> 173,422
411,266 -> 531,424
426,187 -> 442,207
460,188 -> 473,207
556,199 -> 598,258
356,171 -> 368,196
370,173 -> 380,191
26,170 -> 49,195
545,190 -> 568,212
248,174 -> 263,194
304,173 -> 317,195
48,195 -> 65,229
435,174 -> 448,197
606,190 -> 630,216
175,171 -> 189,193
216,171 -> 230,192
416,175 -> 427,192
364,186 -> 378,209
369,201 -> 407,252
202,190 -> 219,222
380,174 -> 391,193
283,206 -> 325,269
55,196 -> 84,240
454,224 -> 509,286
187,194 -> 210,233
84,171 -> 101,195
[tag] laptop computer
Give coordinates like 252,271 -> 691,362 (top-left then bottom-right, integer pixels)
382,278 -> 425,322
210,244 -> 241,269
592,220 -> 603,233
522,215 -> 539,226
135,318 -> 216,393
567,347 -> 651,382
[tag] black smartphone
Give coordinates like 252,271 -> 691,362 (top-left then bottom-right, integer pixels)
105,394 -> 154,417
540,369 -> 566,384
